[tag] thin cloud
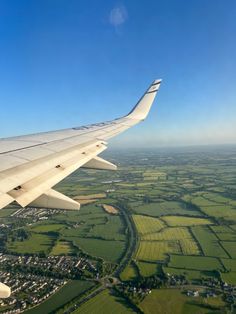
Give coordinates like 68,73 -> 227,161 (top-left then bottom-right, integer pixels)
109,4 -> 128,27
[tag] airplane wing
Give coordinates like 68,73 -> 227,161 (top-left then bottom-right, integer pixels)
0,79 -> 162,212
0,78 -> 161,298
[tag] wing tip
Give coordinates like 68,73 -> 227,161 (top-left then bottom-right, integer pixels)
126,78 -> 162,120
152,79 -> 162,85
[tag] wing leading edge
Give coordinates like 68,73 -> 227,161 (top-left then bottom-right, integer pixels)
0,79 -> 162,212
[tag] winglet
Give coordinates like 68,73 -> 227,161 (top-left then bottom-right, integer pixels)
126,79 -> 162,121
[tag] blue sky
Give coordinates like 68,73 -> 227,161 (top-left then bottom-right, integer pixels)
0,0 -> 236,147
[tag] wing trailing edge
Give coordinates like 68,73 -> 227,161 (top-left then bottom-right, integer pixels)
29,189 -> 80,210
82,156 -> 117,171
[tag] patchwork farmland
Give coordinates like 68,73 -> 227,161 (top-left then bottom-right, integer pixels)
1,147 -> 236,313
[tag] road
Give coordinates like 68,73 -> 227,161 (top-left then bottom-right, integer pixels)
63,205 -> 138,313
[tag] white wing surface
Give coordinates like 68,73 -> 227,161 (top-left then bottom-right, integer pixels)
0,79 -> 162,211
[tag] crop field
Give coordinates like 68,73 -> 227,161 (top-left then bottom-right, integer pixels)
142,227 -> 200,255
50,241 -> 75,255
142,227 -> 199,255
102,204 -> 118,214
77,199 -> 97,205
136,241 -> 180,262
74,193 -> 106,200
180,238 -> 200,255
142,227 -> 190,240
162,216 -> 212,227
132,215 -> 165,235
168,255 -> 223,271
192,226 -> 229,258
72,289 -> 135,314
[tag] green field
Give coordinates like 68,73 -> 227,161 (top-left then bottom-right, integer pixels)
132,215 -> 165,235
168,255 -> 223,271
25,280 -> 94,314
221,258 -> 236,272
216,232 -> 236,241
142,227 -> 200,255
7,233 -> 55,254
136,241 -> 180,262
139,289 -> 225,314
120,263 -> 137,281
137,261 -> 159,277
29,223 -> 66,233
163,267 -> 217,281
191,195 -> 217,207
50,241 -> 76,255
220,241 -> 236,258
50,204 -> 129,262
88,216 -> 126,241
221,272 -> 236,285
72,289 -> 135,314
210,225 -> 233,233
192,226 -> 229,258
204,192 -> 236,206
162,216 -> 212,227
69,237 -> 126,263
61,225 -> 93,238
134,201 -> 201,217
202,205 -> 236,220
0,207 -> 18,217
190,195 -> 236,219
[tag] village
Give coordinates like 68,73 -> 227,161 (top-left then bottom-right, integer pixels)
10,207 -> 62,223
0,253 -> 98,313
0,271 -> 65,313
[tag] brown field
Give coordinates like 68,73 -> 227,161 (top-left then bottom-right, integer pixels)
74,193 -> 106,200
75,199 -> 97,205
102,204 -> 118,214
